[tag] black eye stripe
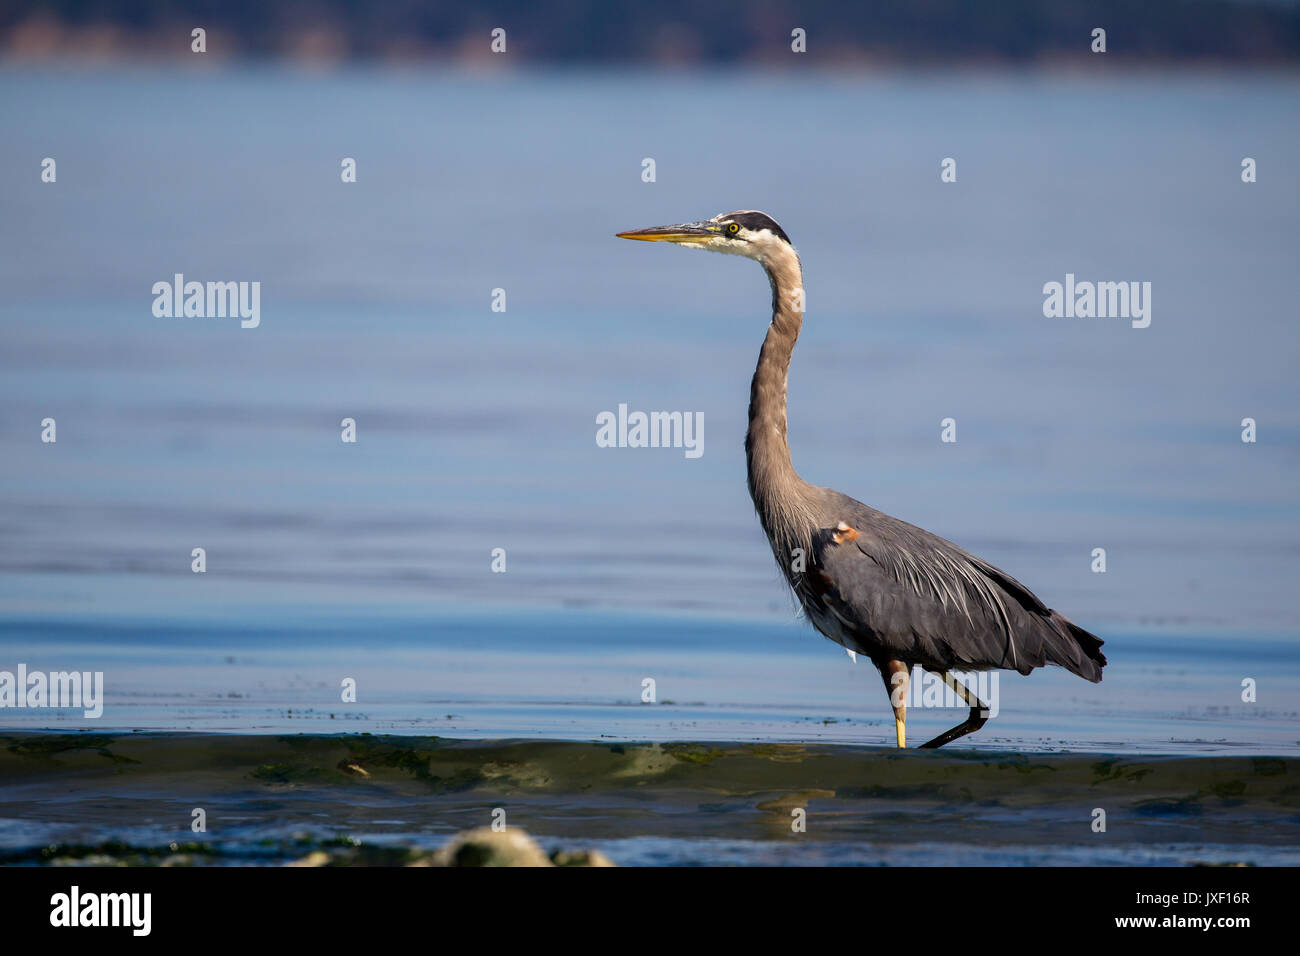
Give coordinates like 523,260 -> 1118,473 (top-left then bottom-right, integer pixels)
722,211 -> 791,244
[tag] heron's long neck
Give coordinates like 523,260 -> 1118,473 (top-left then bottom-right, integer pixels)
746,245 -> 815,547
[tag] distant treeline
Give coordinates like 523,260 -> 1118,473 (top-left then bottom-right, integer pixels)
4,0 -> 1299,65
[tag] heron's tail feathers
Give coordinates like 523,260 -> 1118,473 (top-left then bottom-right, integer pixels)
1044,611 -> 1107,683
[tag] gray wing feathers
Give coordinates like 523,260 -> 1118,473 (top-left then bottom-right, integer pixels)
809,503 -> 1105,682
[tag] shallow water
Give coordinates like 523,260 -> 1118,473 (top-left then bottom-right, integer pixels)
0,611 -> 1296,755
2,733 -> 1296,866
3,610 -> 1296,865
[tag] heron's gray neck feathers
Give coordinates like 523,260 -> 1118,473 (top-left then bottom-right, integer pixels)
746,243 -> 819,560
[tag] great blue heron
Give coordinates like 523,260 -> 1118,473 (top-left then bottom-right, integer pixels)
617,210 -> 1106,749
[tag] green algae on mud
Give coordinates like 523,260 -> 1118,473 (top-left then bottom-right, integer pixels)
3,732 -> 1298,806
2,733 -> 1298,866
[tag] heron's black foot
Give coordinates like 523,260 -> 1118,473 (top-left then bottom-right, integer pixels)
917,705 -> 988,749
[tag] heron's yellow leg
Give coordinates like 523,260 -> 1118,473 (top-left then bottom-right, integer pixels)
879,659 -> 910,749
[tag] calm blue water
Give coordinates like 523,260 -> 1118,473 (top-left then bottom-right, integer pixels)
1,66 -> 1298,753
0,612 -> 1296,754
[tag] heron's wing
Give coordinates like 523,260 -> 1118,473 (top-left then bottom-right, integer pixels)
803,507 -> 1104,681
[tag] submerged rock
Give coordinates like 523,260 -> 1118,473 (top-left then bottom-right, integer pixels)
427,827 -> 554,867
408,832 -> 611,868
281,827 -> 614,867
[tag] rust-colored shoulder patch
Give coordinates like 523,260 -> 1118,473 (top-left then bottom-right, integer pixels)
832,520 -> 860,544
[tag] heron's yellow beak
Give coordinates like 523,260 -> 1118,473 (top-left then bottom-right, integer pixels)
616,222 -> 716,244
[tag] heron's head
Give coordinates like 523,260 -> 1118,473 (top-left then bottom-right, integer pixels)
617,210 -> 794,264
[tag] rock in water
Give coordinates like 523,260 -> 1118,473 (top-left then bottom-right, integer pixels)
431,828 -> 555,867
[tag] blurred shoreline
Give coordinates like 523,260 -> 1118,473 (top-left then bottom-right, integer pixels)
4,0 -> 1299,70
4,57 -> 1300,80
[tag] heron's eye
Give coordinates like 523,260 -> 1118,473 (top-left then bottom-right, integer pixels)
727,222 -> 740,235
